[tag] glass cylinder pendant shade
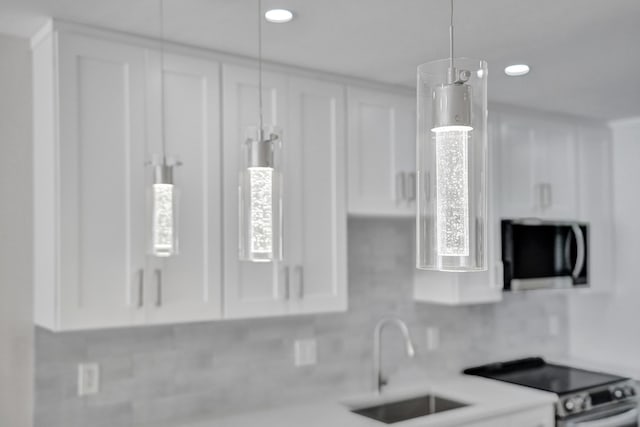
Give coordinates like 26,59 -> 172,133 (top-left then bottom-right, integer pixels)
239,126 -> 283,263
416,58 -> 488,271
148,158 -> 180,257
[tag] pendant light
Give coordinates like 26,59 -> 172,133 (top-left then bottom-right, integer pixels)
416,0 -> 488,271
238,0 -> 283,262
149,0 -> 180,257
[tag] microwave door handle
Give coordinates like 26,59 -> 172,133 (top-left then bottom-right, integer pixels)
571,224 -> 586,280
564,231 -> 573,273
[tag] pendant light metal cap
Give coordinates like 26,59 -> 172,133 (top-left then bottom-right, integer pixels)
432,83 -> 472,131
153,163 -> 173,184
246,137 -> 274,168
245,126 -> 281,168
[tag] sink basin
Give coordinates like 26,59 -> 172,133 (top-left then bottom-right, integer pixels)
351,394 -> 468,424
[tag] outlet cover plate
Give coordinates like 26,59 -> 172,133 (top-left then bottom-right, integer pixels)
294,339 -> 317,367
78,363 -> 100,396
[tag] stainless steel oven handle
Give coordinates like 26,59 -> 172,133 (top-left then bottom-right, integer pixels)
571,224 -> 586,280
569,407 -> 638,427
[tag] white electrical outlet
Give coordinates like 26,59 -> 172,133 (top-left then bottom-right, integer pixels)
294,339 -> 317,367
548,315 -> 560,337
78,363 -> 100,396
426,326 -> 440,352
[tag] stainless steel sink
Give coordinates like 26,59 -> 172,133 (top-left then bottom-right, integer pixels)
350,394 -> 468,424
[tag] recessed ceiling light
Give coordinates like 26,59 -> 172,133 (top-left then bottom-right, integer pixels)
265,9 -> 293,23
504,64 -> 530,77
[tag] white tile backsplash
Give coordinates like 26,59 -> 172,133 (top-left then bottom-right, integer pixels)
35,218 -> 569,427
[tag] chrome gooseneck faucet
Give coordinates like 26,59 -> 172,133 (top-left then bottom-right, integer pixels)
373,317 -> 416,393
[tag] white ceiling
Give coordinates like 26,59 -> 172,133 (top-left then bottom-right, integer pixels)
1,0 -> 639,120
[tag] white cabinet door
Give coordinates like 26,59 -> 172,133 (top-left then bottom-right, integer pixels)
145,53 -> 223,324
509,405 -> 554,427
496,112 -> 537,218
222,64 -> 289,319
287,77 -> 347,314
55,33 -> 148,330
497,110 -> 578,220
533,120 -> 578,220
577,125 -> 614,293
347,87 -> 416,217
461,405 -> 553,427
463,418 -> 509,427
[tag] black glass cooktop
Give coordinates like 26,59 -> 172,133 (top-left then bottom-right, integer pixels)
464,357 -> 628,395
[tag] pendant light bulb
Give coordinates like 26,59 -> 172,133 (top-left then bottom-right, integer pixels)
150,159 -> 180,257
239,127 -> 282,262
416,0 -> 488,271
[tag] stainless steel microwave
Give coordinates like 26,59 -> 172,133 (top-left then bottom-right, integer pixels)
501,219 -> 588,291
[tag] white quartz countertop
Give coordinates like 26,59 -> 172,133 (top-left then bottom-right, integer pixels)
183,375 -> 557,427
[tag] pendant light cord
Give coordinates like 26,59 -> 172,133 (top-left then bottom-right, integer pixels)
159,0 -> 167,161
449,0 -> 455,77
258,0 -> 264,134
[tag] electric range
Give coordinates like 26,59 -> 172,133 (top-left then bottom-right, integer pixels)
464,357 -> 638,426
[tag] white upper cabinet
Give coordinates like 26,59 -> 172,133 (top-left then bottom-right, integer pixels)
347,87 -> 416,217
145,53 -> 223,324
33,26 -> 223,330
222,66 -> 347,318
496,110 -> 578,220
34,23 -> 348,329
34,31 -> 149,330
287,77 -> 347,315
533,120 -> 579,219
576,125 -> 614,293
221,64 -> 289,319
493,107 -> 613,294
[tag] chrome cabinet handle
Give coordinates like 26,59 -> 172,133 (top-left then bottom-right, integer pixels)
137,269 -> 144,308
407,172 -> 416,202
425,172 -> 430,201
154,269 -> 162,307
540,183 -> 553,210
535,183 -> 543,211
296,265 -> 304,299
395,171 -> 406,203
283,265 -> 290,300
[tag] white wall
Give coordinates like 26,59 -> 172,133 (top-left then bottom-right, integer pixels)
0,34 -> 33,426
569,117 -> 640,376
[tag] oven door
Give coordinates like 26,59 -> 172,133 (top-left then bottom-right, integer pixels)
559,403 -> 638,427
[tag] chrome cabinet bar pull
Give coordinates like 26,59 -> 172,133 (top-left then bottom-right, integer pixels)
425,172 -> 430,201
137,269 -> 144,308
296,265 -> 304,299
407,172 -> 417,202
395,171 -> 406,203
155,269 -> 162,307
540,183 -> 553,210
283,265 -> 290,300
535,183 -> 544,211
